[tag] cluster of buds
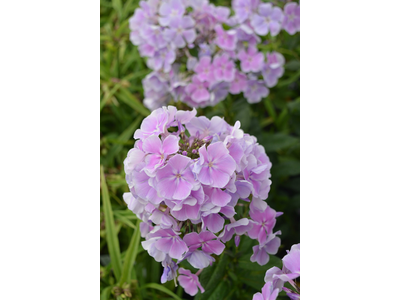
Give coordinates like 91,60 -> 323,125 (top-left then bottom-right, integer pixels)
129,0 -> 300,110
124,106 -> 282,296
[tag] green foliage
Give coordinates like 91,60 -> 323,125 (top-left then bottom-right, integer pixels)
100,0 -> 300,299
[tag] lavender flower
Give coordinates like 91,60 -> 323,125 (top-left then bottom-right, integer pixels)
163,16 -> 196,48
263,52 -> 285,88
124,107 -> 280,296
237,46 -> 264,73
250,3 -> 284,36
282,2 -> 300,35
159,0 -> 186,27
244,79 -> 270,103
129,0 -> 298,109
177,268 -> 205,296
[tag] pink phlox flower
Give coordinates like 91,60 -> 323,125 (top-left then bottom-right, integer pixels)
147,47 -> 176,72
142,134 -> 180,175
131,167 -> 164,205
248,204 -> 277,244
140,25 -> 168,49
282,2 -> 300,35
177,268 -> 205,296
212,53 -> 235,82
194,56 -> 216,83
244,79 -> 269,104
229,70 -> 248,94
149,228 -> 189,260
233,0 -> 260,23
282,243 -> 300,278
134,107 -> 170,139
219,218 -> 254,243
186,115 -> 228,139
183,231 -> 225,255
214,24 -> 237,51
250,3 -> 284,36
250,230 -> 281,265
158,0 -> 186,26
185,75 -> 210,103
263,51 -> 285,88
169,187 -> 204,221
163,16 -> 196,48
252,281 -> 280,300
123,192 -> 146,215
161,255 -> 179,283
194,142 -> 236,188
237,46 -> 264,73
243,154 -> 271,198
156,154 -> 196,200
149,208 -> 180,231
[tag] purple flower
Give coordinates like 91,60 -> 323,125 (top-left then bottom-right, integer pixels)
194,56 -> 215,83
186,115 -> 227,139
163,16 -> 196,48
142,134 -> 180,174
203,186 -> 231,207
131,168 -> 163,205
214,24 -> 237,51
248,204 -> 277,245
250,231 -> 281,265
243,153 -> 271,198
282,243 -> 300,278
177,268 -> 205,296
219,218 -> 254,243
183,231 -> 225,255
195,142 -> 236,188
161,255 -> 178,283
147,47 -> 176,73
185,75 -> 210,104
237,46 -> 264,73
244,79 -> 269,103
212,54 -> 235,82
252,282 -> 280,300
282,3 -> 300,35
150,228 -> 189,259
186,249 -> 215,269
233,0 -> 260,23
140,25 -> 167,50
263,52 -> 285,88
159,0 -> 186,27
156,154 -> 196,200
250,3 -> 283,36
229,70 -> 248,94
198,43 -> 214,57
134,107 -> 169,139
169,187 -> 204,221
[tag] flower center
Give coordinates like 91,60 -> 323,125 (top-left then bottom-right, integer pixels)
176,173 -> 182,179
208,161 -> 214,168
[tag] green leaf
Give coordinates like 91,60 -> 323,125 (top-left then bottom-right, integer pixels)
272,160 -> 300,177
205,280 -> 230,300
103,117 -> 142,166
141,283 -> 182,300
114,211 -> 136,229
119,219 -> 142,286
100,286 -> 112,300
260,133 -> 299,152
116,88 -> 150,116
195,254 -> 228,300
101,165 -> 122,280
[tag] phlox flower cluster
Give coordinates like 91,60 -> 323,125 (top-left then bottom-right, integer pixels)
252,243 -> 300,300
123,106 -> 282,296
129,0 -> 300,110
